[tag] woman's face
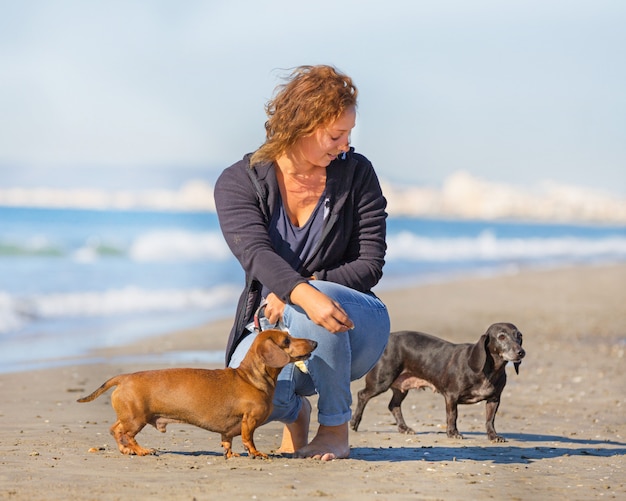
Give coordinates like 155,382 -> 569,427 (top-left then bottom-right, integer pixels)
295,107 -> 356,169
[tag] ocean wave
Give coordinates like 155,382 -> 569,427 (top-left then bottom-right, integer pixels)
1,230 -> 232,263
71,237 -> 126,262
128,230 -> 232,262
0,285 -> 240,335
0,238 -> 65,257
0,292 -> 25,334
4,229 -> 625,266
386,230 -> 626,262
2,174 -> 625,223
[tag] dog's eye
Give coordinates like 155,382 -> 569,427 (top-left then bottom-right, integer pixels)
498,333 -> 506,341
282,337 -> 291,348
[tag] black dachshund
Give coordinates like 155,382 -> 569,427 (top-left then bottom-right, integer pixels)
351,323 -> 525,442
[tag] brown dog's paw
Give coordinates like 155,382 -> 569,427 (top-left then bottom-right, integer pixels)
489,435 -> 507,443
136,447 -> 157,456
118,445 -> 156,456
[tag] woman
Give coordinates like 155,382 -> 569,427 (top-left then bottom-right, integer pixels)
214,65 -> 390,460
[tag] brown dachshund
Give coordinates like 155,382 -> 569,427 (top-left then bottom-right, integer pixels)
78,329 -> 317,458
351,322 -> 525,442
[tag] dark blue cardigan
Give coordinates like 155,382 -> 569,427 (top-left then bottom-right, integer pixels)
214,148 -> 387,364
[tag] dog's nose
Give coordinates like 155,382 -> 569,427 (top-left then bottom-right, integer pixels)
518,348 -> 526,358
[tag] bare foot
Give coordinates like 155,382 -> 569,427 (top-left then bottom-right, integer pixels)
293,422 -> 350,461
275,397 -> 311,454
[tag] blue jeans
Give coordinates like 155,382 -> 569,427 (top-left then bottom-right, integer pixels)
228,281 -> 390,427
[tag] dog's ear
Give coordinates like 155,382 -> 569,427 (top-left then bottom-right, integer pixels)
468,334 -> 489,373
514,327 -> 522,374
258,339 -> 291,368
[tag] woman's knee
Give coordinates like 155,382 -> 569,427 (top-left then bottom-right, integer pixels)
348,302 -> 390,380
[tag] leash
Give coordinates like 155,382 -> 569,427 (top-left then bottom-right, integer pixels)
253,300 -> 268,333
253,299 -> 309,374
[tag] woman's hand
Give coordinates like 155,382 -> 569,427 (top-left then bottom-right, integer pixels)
264,293 -> 286,325
289,283 -> 354,333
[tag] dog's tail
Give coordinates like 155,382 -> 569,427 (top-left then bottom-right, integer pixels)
76,376 -> 123,403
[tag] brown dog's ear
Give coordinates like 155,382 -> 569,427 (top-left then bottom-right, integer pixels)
468,334 -> 489,373
258,339 -> 291,368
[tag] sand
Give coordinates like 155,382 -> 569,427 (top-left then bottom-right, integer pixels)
1,264 -> 624,500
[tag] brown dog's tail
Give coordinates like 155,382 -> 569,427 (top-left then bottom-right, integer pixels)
76,376 -> 122,403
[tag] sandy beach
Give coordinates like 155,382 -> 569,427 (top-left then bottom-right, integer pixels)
1,263 -> 624,500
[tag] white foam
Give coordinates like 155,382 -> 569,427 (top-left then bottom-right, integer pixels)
386,231 -> 626,261
2,229 -> 232,263
128,230 -> 231,262
0,285 -> 240,334
33,285 -> 239,317
0,292 -> 25,333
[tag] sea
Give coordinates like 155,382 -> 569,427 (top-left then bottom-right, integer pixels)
1,205 -> 625,374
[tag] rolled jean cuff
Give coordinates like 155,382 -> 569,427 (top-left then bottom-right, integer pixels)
318,410 -> 353,427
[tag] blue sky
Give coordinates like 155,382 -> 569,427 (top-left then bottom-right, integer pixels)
1,0 -> 625,195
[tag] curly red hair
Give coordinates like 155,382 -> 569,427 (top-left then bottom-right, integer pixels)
250,65 -> 358,166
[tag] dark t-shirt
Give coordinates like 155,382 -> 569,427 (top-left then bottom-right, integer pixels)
261,192 -> 328,298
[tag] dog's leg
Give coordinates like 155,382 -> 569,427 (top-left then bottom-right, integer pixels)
221,435 -> 240,459
444,397 -> 463,439
389,388 -> 414,434
351,387 -> 380,431
240,415 -> 267,459
109,420 -> 154,456
351,368 -> 399,431
485,398 -> 506,442
107,387 -> 156,455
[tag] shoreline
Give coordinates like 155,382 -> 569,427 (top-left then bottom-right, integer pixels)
1,262 -> 624,500
4,260 -> 624,376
